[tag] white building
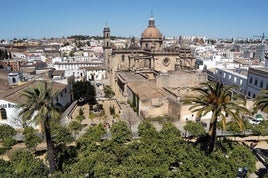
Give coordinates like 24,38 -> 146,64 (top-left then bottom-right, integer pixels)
214,67 -> 248,95
0,80 -> 73,128
246,67 -> 268,98
82,66 -> 106,81
59,45 -> 74,53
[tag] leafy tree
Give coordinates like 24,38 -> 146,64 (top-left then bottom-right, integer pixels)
52,120 -> 257,177
138,120 -> 159,140
10,150 -> 49,177
75,107 -> 86,122
228,144 -> 256,174
0,159 -> 13,176
79,107 -> 84,116
2,137 -> 16,148
76,124 -> 106,151
110,121 -> 132,144
51,125 -> 75,172
0,124 -> 17,149
242,119 -> 253,135
0,124 -> 16,140
68,120 -> 83,138
254,89 -> 268,113
183,120 -> 206,138
182,81 -> 249,154
103,85 -> 115,98
52,125 -> 74,146
226,121 -> 243,135
23,126 -> 42,151
159,122 -> 181,139
18,81 -> 62,173
72,81 -> 96,104
251,123 -> 267,140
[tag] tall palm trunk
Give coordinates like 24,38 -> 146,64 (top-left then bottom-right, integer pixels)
208,109 -> 220,154
208,120 -> 217,154
44,119 -> 56,174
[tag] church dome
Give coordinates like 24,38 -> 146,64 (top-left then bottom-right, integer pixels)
141,17 -> 162,39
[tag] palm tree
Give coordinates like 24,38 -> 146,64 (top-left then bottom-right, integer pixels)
18,81 -> 62,174
182,81 -> 249,154
253,89 -> 268,113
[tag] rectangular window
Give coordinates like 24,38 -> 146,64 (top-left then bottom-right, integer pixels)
249,77 -> 252,84
234,77 -> 237,82
255,79 -> 258,86
260,80 -> 263,88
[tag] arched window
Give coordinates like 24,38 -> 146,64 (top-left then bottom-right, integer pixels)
122,55 -> 125,62
12,77 -> 16,83
0,108 -> 7,120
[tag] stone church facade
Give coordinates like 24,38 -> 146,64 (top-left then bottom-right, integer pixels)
103,17 -> 206,119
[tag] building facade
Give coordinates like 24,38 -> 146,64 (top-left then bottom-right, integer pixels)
246,67 -> 268,98
0,80 -> 73,128
103,16 -> 195,102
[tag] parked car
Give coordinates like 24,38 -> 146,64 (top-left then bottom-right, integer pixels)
248,119 -> 260,125
243,115 -> 262,125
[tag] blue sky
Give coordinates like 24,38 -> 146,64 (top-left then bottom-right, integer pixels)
1,0 -> 267,39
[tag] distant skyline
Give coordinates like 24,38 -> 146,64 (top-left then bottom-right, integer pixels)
1,0 -> 268,40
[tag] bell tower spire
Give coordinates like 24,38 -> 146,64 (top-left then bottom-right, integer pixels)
148,11 -> 155,27
103,22 -> 111,49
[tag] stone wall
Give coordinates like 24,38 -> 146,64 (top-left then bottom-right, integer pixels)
156,71 -> 207,88
139,97 -> 169,119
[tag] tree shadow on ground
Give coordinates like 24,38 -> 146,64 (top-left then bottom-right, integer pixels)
255,168 -> 267,178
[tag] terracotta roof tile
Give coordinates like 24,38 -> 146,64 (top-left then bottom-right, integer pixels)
0,80 -> 67,104
128,81 -> 168,100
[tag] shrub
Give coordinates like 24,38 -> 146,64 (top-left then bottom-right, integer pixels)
2,137 -> 16,148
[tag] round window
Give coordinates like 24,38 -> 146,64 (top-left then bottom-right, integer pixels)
163,58 -> 170,66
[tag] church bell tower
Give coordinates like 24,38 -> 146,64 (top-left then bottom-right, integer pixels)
103,23 -> 112,81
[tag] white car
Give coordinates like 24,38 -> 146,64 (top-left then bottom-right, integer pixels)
248,118 -> 261,125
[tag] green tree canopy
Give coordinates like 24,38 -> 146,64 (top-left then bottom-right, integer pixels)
52,125 -> 74,146
47,121 -> 257,177
23,126 -> 42,151
138,120 -> 159,140
72,81 -> 96,104
10,150 -> 49,177
103,85 -> 115,98
110,121 -> 132,144
226,121 -> 243,135
183,120 -> 206,137
0,124 -> 16,140
68,120 -> 83,138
